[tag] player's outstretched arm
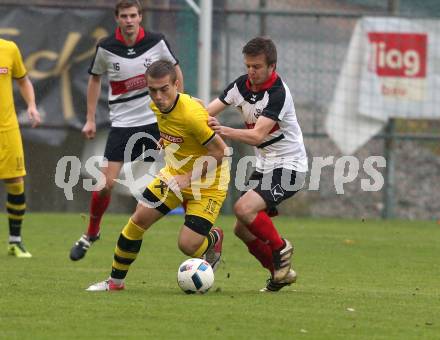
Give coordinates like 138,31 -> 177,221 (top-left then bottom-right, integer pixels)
207,98 -> 227,117
16,76 -> 40,128
83,75 -> 101,139
213,116 -> 276,146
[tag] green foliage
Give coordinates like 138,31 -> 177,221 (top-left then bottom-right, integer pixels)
0,214 -> 439,339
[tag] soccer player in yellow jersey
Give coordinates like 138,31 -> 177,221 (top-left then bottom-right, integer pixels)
87,60 -> 229,291
0,38 -> 41,258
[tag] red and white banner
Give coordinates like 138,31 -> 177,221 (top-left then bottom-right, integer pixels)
326,18 -> 440,154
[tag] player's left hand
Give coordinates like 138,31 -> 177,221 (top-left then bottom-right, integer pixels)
28,106 -> 41,128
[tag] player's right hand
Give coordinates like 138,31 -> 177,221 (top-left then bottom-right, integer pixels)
27,106 -> 41,128
208,116 -> 224,135
208,116 -> 220,128
82,121 -> 96,139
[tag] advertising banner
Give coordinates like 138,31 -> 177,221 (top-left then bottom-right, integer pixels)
1,6 -> 114,145
326,17 -> 440,154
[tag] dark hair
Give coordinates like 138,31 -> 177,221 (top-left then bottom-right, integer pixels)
115,0 -> 142,16
242,36 -> 277,66
146,60 -> 177,83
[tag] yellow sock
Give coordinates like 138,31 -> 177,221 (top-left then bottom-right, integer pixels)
122,218 -> 146,240
111,218 -> 145,280
6,181 -> 24,195
191,238 -> 208,258
6,181 -> 25,241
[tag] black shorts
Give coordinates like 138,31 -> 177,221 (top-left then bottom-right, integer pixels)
242,168 -> 305,208
104,123 -> 160,162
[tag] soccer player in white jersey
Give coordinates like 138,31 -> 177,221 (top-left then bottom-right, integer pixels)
70,0 -> 184,261
207,37 -> 308,292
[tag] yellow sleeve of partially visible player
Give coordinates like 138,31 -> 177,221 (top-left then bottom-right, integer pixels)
189,105 -> 215,146
12,42 -> 27,79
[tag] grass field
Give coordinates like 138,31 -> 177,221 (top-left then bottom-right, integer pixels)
0,213 -> 439,339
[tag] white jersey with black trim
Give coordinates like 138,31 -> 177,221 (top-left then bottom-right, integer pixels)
219,73 -> 308,173
89,30 -> 178,127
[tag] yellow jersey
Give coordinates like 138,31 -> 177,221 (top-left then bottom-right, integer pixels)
151,93 -> 229,191
0,39 -> 27,132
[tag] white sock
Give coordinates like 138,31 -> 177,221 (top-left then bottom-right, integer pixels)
110,277 -> 124,285
9,236 -> 22,243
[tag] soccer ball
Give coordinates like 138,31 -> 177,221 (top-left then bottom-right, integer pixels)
177,258 -> 214,294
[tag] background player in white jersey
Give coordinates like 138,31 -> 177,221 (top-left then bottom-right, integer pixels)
70,0 -> 184,261
207,37 -> 308,292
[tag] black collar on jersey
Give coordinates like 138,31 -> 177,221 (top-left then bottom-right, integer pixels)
160,93 -> 180,114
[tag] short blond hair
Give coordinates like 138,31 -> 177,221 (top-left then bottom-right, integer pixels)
146,60 -> 177,83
